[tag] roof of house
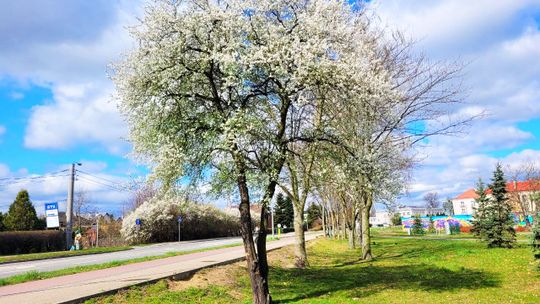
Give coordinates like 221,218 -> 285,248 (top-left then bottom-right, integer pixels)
453,180 -> 540,200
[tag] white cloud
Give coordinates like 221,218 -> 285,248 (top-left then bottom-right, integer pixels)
0,163 -> 9,177
10,92 -> 24,100
369,0 -> 540,57
367,1 -> 540,208
24,83 -> 128,154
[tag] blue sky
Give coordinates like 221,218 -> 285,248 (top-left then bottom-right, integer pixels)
0,0 -> 540,215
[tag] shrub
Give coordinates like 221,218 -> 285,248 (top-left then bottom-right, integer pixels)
411,215 -> 425,235
450,224 -> 460,235
122,195 -> 241,244
0,230 -> 65,255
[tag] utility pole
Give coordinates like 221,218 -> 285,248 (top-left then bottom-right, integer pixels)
96,214 -> 99,248
66,162 -> 81,250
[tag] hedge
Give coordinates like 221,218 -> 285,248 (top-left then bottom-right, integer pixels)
0,230 -> 65,255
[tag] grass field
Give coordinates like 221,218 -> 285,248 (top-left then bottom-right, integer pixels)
86,236 -> 540,304
0,246 -> 132,264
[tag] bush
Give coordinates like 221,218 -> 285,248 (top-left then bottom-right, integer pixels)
122,195 -> 241,244
411,215 -> 425,235
0,230 -> 65,255
450,224 -> 460,235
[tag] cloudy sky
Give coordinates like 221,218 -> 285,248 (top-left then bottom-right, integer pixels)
0,0 -> 539,215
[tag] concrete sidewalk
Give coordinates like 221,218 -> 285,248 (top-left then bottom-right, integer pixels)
0,233 -> 321,304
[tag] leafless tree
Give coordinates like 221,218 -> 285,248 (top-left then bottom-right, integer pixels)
423,192 -> 440,215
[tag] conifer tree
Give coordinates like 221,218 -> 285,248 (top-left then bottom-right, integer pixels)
4,190 -> 39,231
274,193 -> 294,229
472,178 -> 489,239
0,212 -> 5,231
532,222 -> 540,269
411,214 -> 425,235
485,164 -> 516,248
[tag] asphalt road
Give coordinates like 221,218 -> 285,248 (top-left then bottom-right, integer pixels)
0,232 -> 297,279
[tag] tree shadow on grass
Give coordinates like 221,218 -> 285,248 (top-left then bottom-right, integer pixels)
272,263 -> 500,303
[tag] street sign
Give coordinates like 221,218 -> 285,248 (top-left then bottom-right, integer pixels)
45,202 -> 60,228
177,216 -> 183,224
135,218 -> 141,225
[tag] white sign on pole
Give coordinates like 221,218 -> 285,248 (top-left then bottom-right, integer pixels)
45,202 -> 60,228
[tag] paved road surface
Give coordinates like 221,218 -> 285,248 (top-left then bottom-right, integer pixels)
0,232 -> 299,279
0,232 -> 321,304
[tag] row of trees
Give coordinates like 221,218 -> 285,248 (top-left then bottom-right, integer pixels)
113,1 -> 468,302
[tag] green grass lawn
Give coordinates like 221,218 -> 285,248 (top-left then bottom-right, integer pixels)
0,246 -> 132,264
0,243 -> 241,287
371,227 -> 532,241
86,236 -> 540,304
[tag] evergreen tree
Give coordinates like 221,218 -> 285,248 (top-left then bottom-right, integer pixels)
411,214 -> 425,235
0,212 -> 5,231
274,193 -> 294,229
4,190 -> 39,231
306,203 -> 321,228
484,164 -> 516,248
471,178 -> 489,239
532,222 -> 540,269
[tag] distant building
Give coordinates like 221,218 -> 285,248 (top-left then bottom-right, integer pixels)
451,180 -> 540,216
369,211 -> 392,227
397,206 -> 444,218
370,205 -> 445,227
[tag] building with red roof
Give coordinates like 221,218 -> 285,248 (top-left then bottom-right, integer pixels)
451,180 -> 540,215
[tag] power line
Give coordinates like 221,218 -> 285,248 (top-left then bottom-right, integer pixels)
77,170 -> 125,187
0,169 -> 69,182
76,175 -> 132,193
0,173 -> 69,187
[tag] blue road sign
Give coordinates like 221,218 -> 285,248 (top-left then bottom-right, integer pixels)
177,216 -> 183,224
136,218 -> 141,225
45,202 -> 58,211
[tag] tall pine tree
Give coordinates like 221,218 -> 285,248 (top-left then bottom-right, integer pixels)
485,164 -> 516,248
471,178 -> 489,239
0,212 -> 5,231
4,190 -> 39,231
274,193 -> 294,229
532,223 -> 540,269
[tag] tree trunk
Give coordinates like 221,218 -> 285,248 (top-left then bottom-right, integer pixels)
347,227 -> 355,249
341,213 -> 347,240
292,203 -> 309,268
356,216 -> 362,246
321,206 -> 326,237
237,167 -> 271,303
360,194 -> 373,261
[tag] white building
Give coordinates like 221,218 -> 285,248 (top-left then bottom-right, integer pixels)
370,205 -> 445,227
397,206 -> 444,218
451,189 -> 478,215
369,211 -> 392,227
